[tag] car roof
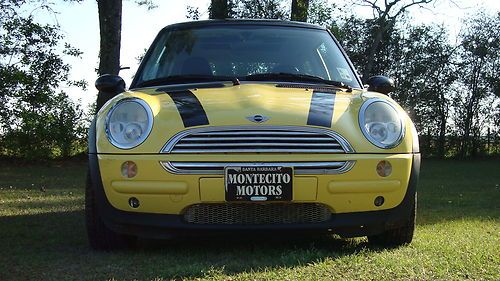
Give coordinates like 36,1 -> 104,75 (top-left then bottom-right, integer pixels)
161,19 -> 326,31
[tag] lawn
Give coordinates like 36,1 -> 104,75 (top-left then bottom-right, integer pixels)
0,159 -> 498,281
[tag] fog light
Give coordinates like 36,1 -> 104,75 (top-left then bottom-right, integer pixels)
121,161 -> 137,178
374,196 -> 385,206
129,197 -> 140,208
376,160 -> 392,177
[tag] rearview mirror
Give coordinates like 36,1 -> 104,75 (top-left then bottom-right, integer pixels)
95,74 -> 125,94
367,76 -> 395,95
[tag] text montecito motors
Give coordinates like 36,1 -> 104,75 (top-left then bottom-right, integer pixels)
226,166 -> 292,197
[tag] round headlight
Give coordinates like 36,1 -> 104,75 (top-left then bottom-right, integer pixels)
359,98 -> 404,149
105,98 -> 153,149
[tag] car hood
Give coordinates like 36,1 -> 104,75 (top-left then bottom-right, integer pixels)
95,82 -> 414,154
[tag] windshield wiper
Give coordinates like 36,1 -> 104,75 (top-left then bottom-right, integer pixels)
244,72 -> 352,91
136,75 -> 238,88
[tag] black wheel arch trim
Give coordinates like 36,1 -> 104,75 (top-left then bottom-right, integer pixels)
88,118 -> 97,154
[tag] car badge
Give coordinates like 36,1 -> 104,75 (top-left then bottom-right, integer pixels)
246,114 -> 270,123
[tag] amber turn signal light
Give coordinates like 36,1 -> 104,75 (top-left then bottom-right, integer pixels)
376,160 -> 392,177
121,161 -> 138,178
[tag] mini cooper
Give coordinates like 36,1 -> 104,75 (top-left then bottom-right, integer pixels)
87,20 -> 420,250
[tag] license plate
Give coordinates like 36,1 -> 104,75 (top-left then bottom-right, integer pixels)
224,166 -> 293,202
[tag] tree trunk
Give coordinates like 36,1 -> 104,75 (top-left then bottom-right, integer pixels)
291,0 -> 309,22
460,96 -> 474,159
96,0 -> 122,111
459,61 -> 482,159
436,89 -> 448,159
210,0 -> 230,19
437,113 -> 446,159
361,19 -> 389,82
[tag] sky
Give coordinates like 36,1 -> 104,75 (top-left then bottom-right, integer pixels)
31,0 -> 500,108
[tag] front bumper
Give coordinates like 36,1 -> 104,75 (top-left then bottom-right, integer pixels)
88,153 -> 420,239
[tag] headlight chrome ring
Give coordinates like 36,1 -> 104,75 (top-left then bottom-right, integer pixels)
358,98 -> 405,149
105,98 -> 154,149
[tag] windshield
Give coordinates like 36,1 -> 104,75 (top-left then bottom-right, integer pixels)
133,24 -> 361,88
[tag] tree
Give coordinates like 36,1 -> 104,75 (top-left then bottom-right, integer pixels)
95,0 -> 156,111
235,0 -> 287,19
307,0 -> 335,26
391,24 -> 458,158
332,12 -> 460,158
186,5 -> 201,20
453,11 -> 500,158
0,0 -> 87,159
96,0 -> 122,111
351,0 -> 435,81
209,0 -> 235,19
291,0 -> 309,22
192,1 -> 290,22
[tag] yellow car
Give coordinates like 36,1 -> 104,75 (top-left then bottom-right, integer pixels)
86,20 -> 420,250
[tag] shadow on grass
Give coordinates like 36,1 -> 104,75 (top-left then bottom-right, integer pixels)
0,210 -> 374,281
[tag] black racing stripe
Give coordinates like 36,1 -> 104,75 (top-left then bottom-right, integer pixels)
307,91 -> 336,128
164,90 -> 209,127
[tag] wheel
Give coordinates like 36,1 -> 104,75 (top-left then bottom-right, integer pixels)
85,169 -> 136,250
368,193 -> 416,247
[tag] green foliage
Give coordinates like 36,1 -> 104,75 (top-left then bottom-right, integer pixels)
0,0 -> 88,160
195,0 -> 288,20
209,0 -> 237,19
235,0 -> 287,19
291,0 -> 309,22
307,0 -> 335,26
135,0 -> 157,10
329,6 -> 499,159
186,5 -> 201,20
451,11 -> 500,158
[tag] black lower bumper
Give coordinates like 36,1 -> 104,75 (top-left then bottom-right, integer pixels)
88,153 -> 420,239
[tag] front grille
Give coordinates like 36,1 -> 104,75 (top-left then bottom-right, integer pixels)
161,160 -> 355,175
183,203 -> 332,225
161,126 -> 354,154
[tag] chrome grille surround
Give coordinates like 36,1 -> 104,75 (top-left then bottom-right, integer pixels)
183,203 -> 332,225
160,126 -> 355,154
161,160 -> 355,175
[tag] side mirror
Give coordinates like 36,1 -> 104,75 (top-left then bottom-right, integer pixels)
95,74 -> 125,94
367,75 -> 395,95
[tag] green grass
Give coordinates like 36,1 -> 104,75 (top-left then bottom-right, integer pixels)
0,159 -> 498,281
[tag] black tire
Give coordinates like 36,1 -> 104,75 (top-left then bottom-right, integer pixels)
85,169 -> 136,251
368,193 -> 417,247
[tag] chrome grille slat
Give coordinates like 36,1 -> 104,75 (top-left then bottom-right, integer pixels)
183,203 -> 332,225
170,148 -> 345,153
161,161 -> 356,175
161,126 -> 355,154
171,161 -> 346,168
175,142 -> 342,148
194,131 -> 318,136
181,137 -> 333,141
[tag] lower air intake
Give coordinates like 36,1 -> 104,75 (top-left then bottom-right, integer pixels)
183,203 -> 331,225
